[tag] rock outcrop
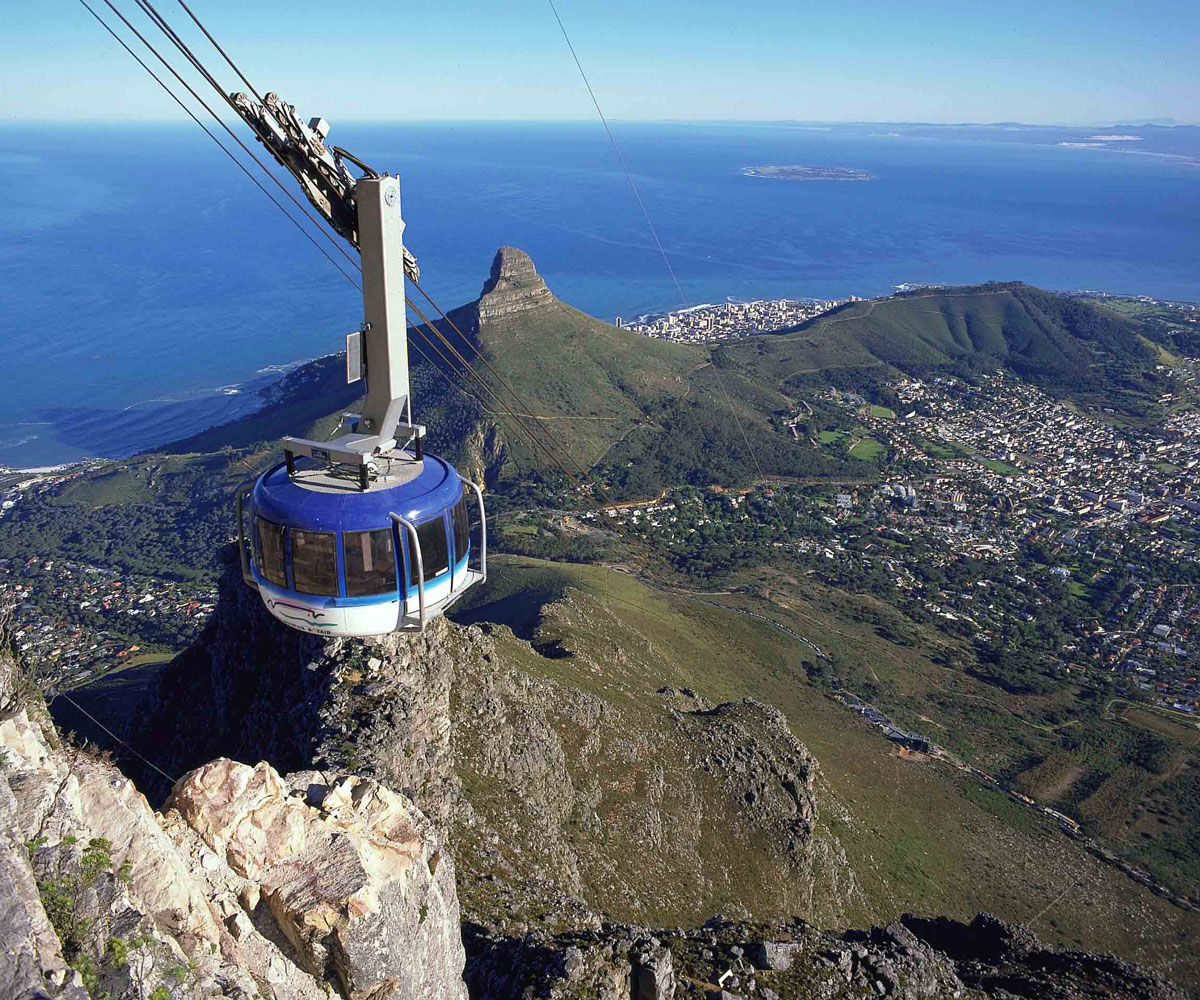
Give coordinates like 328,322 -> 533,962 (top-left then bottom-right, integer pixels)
477,247 -> 553,322
166,759 -> 465,1000
130,552 -> 477,823
464,912 -> 1187,999
0,648 -> 467,1000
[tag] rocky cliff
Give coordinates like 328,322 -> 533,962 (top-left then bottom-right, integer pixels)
20,558 -> 1193,998
476,247 -> 553,323
129,552 -> 474,821
9,566 -> 1190,993
0,647 -> 467,1000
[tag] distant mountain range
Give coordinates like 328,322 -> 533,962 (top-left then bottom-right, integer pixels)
0,249 -> 1169,584
170,251 -> 1168,489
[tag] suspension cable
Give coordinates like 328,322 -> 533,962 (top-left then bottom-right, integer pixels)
173,0 -> 266,103
544,0 -> 768,485
137,0 -> 357,274
404,294 -> 672,561
77,0 -> 361,289
407,324 -> 499,418
407,296 -> 588,480
110,0 -> 362,276
545,0 -> 685,304
89,1 -> 588,494
408,279 -> 593,480
51,691 -> 180,785
405,296 -> 584,484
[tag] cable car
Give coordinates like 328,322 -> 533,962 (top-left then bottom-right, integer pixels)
237,450 -> 485,636
231,98 -> 486,634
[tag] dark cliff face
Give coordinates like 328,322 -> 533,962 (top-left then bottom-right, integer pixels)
131,553 -> 334,797
130,548 -> 472,816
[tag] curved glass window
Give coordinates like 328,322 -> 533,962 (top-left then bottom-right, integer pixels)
291,529 -> 338,596
452,496 -> 471,564
256,518 -> 287,588
409,516 -> 449,586
344,528 -> 397,597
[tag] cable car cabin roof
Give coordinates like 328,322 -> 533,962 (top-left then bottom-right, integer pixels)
252,454 -> 464,533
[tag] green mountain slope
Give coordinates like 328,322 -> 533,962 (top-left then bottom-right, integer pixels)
721,282 -> 1164,415
411,294 -> 703,476
447,556 -> 1200,984
0,263 -> 1167,584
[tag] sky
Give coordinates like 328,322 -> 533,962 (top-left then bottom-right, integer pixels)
2,0 -> 1197,124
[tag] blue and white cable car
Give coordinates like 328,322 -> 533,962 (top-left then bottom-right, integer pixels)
237,451 -> 485,636
231,97 -> 486,635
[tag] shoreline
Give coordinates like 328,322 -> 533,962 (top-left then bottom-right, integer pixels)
0,354 -> 329,473
5,283 -> 1197,472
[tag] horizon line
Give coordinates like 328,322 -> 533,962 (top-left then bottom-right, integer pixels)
1,116 -> 1194,129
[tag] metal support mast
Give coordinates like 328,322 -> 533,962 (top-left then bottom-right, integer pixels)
229,93 -> 424,486
355,177 -> 411,440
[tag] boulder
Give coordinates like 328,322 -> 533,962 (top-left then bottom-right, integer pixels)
747,940 -> 804,971
634,943 -> 676,999
168,758 -> 466,1000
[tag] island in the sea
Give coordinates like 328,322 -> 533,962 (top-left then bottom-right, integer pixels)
743,164 -> 875,181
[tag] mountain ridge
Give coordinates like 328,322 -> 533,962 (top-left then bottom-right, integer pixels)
158,258 -> 1166,486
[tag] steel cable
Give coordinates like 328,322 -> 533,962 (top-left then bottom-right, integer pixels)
77,0 -> 361,289
173,0 -> 267,103
544,0 -> 775,494
116,0 -> 363,275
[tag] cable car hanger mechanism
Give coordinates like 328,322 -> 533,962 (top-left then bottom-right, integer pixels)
231,92 -> 424,488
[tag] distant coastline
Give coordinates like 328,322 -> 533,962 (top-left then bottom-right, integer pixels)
0,358 -> 316,471
743,164 -> 875,182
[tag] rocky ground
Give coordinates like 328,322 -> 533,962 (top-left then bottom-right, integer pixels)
465,911 -> 1187,999
1,649 -> 465,999
3,556 -> 1191,998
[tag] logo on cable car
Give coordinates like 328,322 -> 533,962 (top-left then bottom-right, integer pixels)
311,448 -> 330,461
267,598 -> 333,629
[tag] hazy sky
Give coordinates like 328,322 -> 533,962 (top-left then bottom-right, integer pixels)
4,0 -> 1196,124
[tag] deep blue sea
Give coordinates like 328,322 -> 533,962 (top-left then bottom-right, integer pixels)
1,121 -> 1198,467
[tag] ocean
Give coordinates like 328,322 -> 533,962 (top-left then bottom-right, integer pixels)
1,120 -> 1197,467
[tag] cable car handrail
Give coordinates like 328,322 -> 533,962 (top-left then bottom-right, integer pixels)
389,512 -> 426,632
462,478 -> 487,583
234,483 -> 258,590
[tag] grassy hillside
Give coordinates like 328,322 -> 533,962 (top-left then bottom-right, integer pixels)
721,282 -> 1165,417
449,556 -> 1200,986
408,298 -> 703,475
418,281 -> 1165,491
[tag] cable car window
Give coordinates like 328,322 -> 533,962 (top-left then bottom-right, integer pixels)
344,529 -> 397,597
409,516 -> 449,585
452,496 -> 470,564
256,518 -> 287,587
291,530 -> 338,596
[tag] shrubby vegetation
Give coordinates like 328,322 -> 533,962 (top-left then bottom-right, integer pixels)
27,832 -> 192,1000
